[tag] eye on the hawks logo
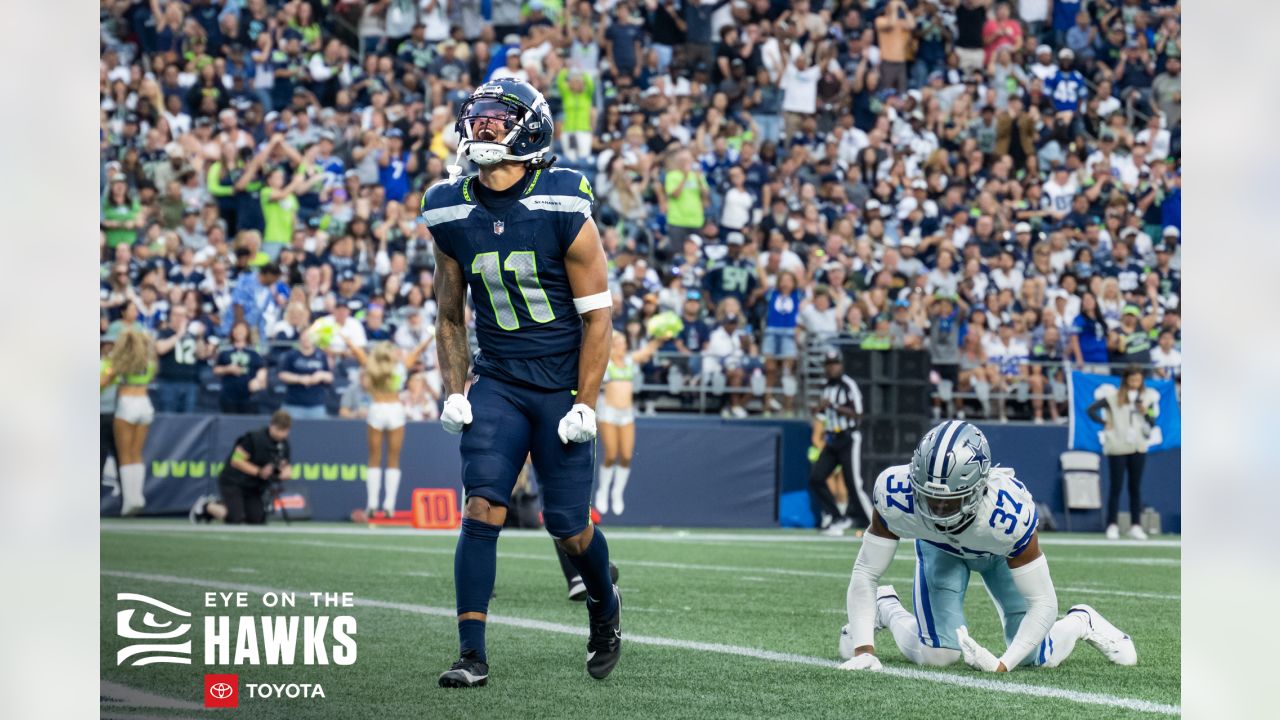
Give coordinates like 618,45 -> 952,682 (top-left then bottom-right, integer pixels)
116,593 -> 193,666
205,674 -> 239,708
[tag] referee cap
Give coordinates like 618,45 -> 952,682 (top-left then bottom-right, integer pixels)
823,349 -> 843,365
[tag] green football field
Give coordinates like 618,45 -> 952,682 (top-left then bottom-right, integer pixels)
100,521 -> 1180,719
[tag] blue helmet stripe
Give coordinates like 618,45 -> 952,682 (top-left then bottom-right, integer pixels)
926,421 -> 955,480
930,421 -> 964,480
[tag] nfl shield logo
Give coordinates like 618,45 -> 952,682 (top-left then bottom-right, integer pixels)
493,221 -> 504,235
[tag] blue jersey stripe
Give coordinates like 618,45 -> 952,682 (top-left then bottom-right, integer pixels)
1010,507 -> 1039,557
915,541 -> 939,647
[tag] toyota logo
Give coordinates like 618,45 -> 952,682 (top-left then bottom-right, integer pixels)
209,682 -> 235,700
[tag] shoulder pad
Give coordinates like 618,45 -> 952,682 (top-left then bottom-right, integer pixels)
419,176 -> 477,228
540,166 -> 593,201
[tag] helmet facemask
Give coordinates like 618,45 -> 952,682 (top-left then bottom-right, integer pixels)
456,96 -> 542,166
909,422 -> 992,534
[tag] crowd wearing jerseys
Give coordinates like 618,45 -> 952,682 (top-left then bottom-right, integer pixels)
100,0 -> 1181,421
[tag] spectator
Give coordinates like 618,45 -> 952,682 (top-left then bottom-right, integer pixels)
225,261 -> 285,340
401,372 -> 440,422
875,1 -> 914,95
1150,330 -> 1181,381
982,2 -> 1023,66
663,150 -> 710,253
954,0 -> 990,73
277,330 -> 334,419
213,320 -> 267,415
1151,57 -> 1181,129
557,68 -> 596,164
153,305 -> 213,413
762,271 -> 802,415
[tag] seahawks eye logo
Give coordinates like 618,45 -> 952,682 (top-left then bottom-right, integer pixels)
116,593 -> 193,666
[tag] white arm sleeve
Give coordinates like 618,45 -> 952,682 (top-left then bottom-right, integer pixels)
846,533 -> 899,649
573,290 -> 612,314
997,554 -> 1058,670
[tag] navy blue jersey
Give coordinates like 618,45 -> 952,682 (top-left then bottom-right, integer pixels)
422,167 -> 594,390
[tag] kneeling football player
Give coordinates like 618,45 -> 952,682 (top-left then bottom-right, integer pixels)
838,421 -> 1137,672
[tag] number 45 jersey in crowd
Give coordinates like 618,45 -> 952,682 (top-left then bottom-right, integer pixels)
873,465 -> 1039,560
421,167 -> 595,391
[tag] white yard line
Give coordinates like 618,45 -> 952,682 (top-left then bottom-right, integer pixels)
101,522 -> 1181,549
104,532 -> 1182,601
100,569 -> 1180,716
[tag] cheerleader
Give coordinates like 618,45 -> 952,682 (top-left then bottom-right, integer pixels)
100,327 -> 157,516
594,331 -> 659,515
342,331 -> 432,518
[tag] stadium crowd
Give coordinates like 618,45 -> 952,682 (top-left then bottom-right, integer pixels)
99,0 -> 1182,422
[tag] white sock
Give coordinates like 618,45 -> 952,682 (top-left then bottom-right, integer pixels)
366,467 -> 382,512
611,467 -> 631,514
103,456 -> 118,480
882,596 -> 961,667
837,500 -> 849,516
120,464 -> 146,514
1037,611 -> 1090,668
382,468 -> 401,514
595,465 -> 614,513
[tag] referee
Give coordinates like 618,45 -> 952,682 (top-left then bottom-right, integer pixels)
809,350 -> 868,536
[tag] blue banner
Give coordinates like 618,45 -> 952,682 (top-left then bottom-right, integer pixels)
1068,371 -> 1182,453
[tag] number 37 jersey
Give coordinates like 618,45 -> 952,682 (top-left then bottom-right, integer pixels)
421,167 -> 595,390
872,465 -> 1039,560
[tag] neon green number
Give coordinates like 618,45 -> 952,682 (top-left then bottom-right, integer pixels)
472,251 -> 555,330
472,252 -> 519,330
505,251 -> 556,324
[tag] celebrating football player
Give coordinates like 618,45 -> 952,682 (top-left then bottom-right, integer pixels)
423,78 -> 620,688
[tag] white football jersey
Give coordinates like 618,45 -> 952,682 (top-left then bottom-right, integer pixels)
872,465 -> 1039,560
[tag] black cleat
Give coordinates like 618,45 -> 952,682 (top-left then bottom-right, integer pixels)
610,562 -> 619,584
438,654 -> 489,688
586,585 -> 622,680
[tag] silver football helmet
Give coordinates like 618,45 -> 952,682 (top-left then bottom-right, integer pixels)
908,421 -> 992,532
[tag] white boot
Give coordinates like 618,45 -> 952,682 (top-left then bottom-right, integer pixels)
366,467 -> 382,515
120,464 -> 147,516
611,467 -> 631,515
1105,523 -> 1120,540
382,468 -> 401,515
595,465 -> 614,514
1128,524 -> 1148,541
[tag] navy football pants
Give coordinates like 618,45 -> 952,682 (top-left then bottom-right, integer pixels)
460,376 -> 594,538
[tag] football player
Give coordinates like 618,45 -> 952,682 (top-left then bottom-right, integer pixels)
838,421 -> 1137,673
423,79 -> 620,688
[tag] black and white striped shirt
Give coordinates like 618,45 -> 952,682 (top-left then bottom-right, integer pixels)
820,374 -> 863,433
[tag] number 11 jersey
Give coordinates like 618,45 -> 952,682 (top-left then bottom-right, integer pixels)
872,465 -> 1040,560
421,167 -> 596,390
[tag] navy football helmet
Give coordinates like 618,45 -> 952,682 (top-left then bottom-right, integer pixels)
455,78 -> 554,166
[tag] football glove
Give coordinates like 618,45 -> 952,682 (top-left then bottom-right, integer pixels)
837,653 -> 883,672
957,626 -> 1003,672
440,394 -> 473,434
557,403 -> 597,444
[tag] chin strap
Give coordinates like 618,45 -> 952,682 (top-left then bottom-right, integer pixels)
446,139 -> 468,182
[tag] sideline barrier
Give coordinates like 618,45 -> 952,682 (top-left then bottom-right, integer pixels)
101,415 -> 1179,532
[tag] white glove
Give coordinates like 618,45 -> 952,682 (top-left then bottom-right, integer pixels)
837,653 -> 883,672
557,403 -> 597,444
957,626 -> 1003,672
440,393 -> 473,434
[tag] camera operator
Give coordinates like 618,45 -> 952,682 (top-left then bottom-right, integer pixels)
193,410 -> 293,525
